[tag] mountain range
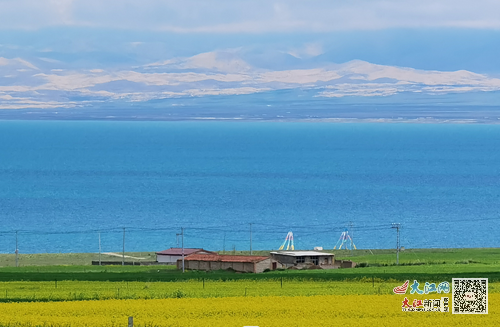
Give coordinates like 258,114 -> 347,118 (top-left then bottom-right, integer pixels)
1,49 -> 500,121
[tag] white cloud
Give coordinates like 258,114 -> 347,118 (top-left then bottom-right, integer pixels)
1,0 -> 499,31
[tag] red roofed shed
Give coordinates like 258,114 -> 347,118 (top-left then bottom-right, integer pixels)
178,254 -> 273,273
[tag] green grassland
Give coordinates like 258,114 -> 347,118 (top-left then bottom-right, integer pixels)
333,247 -> 500,265
0,252 -> 156,267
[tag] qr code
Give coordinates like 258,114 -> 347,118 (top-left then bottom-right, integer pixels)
452,278 -> 488,314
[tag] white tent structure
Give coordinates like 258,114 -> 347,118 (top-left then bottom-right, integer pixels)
334,228 -> 356,250
279,231 -> 294,250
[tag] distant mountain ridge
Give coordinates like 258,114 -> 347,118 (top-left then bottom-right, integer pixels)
1,50 -> 500,110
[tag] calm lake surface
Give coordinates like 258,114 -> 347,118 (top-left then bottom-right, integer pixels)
0,121 -> 499,253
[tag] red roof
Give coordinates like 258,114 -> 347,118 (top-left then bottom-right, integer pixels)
156,248 -> 215,256
184,254 -> 269,263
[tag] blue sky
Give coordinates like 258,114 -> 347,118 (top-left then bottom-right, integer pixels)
1,1 -> 500,110
2,28 -> 500,73
1,0 -> 499,71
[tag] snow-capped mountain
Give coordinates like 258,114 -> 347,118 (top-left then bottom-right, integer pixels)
1,50 -> 500,110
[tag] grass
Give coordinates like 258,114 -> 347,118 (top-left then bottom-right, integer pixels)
332,247 -> 500,265
0,252 -> 156,267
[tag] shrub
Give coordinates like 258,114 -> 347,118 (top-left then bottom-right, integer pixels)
355,262 -> 369,268
171,290 -> 186,298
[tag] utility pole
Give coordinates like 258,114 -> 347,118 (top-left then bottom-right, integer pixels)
15,231 -> 19,267
348,221 -> 353,256
391,223 -> 401,265
249,223 -> 253,255
223,232 -> 226,254
176,228 -> 185,273
181,228 -> 184,273
98,231 -> 102,266
122,227 -> 125,266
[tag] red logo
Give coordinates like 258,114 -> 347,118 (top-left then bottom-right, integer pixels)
393,280 -> 410,294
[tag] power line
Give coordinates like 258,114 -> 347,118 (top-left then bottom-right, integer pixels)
122,227 -> 125,266
391,223 -> 401,265
3,215 -> 498,236
249,223 -> 253,255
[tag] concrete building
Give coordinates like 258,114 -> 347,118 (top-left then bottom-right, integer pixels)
333,259 -> 357,268
178,254 -> 273,273
270,251 -> 356,269
270,251 -> 335,269
156,248 -> 216,264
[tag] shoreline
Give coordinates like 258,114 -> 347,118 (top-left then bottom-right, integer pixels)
0,247 -> 498,255
1,117 -> 500,124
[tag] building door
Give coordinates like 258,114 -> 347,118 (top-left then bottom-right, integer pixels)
272,262 -> 277,270
311,256 -> 319,265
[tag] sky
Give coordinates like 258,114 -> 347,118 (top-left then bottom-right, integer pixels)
1,0 -> 500,110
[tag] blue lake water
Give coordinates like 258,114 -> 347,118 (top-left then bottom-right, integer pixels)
0,121 -> 499,254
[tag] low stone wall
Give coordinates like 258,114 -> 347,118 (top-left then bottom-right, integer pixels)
333,260 -> 357,268
91,261 -> 160,266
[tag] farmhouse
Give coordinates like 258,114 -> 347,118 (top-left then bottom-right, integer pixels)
270,251 -> 356,269
156,248 -> 216,264
270,251 -> 334,268
178,254 -> 273,273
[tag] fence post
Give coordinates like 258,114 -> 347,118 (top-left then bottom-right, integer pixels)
128,316 -> 133,327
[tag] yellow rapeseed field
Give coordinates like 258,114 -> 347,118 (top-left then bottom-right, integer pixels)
0,294 -> 498,327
